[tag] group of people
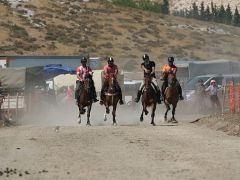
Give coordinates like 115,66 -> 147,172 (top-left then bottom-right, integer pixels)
74,54 -> 184,105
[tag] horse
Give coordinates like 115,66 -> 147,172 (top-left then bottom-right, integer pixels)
164,73 -> 179,123
102,74 -> 119,125
77,76 -> 93,126
140,75 -> 157,126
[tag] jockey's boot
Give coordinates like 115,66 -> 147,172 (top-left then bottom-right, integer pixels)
99,88 -> 104,105
134,90 -> 142,103
119,99 -> 124,105
157,90 -> 162,104
177,85 -> 184,100
119,91 -> 124,105
92,91 -> 99,103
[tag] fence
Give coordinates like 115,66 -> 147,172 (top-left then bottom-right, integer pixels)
222,81 -> 240,113
0,93 -> 25,121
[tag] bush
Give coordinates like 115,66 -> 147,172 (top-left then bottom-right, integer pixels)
9,24 -> 29,39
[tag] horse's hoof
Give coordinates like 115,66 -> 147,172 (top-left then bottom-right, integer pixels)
164,117 -> 167,122
140,117 -> 143,122
171,119 -> 178,123
86,123 -> 91,126
151,123 -> 156,126
78,121 -> 81,124
104,118 -> 107,121
113,122 -> 117,126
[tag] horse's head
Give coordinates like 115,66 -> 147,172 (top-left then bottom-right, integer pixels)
83,75 -> 92,92
168,74 -> 176,87
144,74 -> 152,90
107,74 -> 117,92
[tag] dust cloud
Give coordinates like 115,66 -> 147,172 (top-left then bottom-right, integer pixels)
19,97 -> 208,126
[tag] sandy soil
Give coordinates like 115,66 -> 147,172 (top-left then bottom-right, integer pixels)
0,113 -> 240,180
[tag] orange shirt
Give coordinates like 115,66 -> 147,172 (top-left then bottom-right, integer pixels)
162,64 -> 177,74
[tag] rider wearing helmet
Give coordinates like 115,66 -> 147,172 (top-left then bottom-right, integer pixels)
75,56 -> 98,104
134,54 -> 161,104
100,57 -> 124,105
161,57 -> 184,100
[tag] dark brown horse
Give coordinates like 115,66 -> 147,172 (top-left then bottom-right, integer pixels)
164,74 -> 179,123
103,74 -> 119,125
140,75 -> 157,126
77,76 -> 93,126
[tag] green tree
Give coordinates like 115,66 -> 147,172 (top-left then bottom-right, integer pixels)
200,1 -> 205,20
233,7 -> 240,26
192,2 -> 199,19
161,0 -> 169,14
225,4 -> 232,24
205,5 -> 211,21
211,2 -> 218,21
217,5 -> 226,23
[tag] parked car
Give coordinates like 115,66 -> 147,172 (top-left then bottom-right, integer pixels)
184,74 -> 240,101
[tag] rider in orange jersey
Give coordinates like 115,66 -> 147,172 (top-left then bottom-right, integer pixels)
161,57 -> 184,100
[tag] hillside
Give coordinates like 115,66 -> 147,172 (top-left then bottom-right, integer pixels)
0,0 -> 240,70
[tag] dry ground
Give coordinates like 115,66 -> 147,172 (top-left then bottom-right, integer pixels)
0,111 -> 240,180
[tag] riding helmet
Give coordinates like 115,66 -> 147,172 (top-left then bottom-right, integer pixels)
142,54 -> 149,61
168,57 -> 174,62
108,57 -> 114,64
81,56 -> 88,63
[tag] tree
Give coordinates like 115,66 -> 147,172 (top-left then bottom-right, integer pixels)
217,5 -> 226,23
192,2 -> 199,19
211,2 -> 218,21
161,0 -> 169,14
233,7 -> 240,26
200,1 -> 205,20
225,4 -> 232,24
205,5 -> 211,21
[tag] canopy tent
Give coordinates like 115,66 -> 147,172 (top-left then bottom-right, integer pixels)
44,64 -> 76,80
0,66 -> 45,89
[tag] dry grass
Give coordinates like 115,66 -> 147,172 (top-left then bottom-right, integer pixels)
0,1 -> 240,69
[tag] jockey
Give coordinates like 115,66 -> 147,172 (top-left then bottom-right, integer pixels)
161,57 -> 184,100
134,54 -> 161,104
100,57 -> 124,105
75,56 -> 98,104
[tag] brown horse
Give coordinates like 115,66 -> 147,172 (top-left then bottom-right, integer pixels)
140,75 -> 157,126
102,74 -> 119,125
77,76 -> 93,126
164,74 -> 179,123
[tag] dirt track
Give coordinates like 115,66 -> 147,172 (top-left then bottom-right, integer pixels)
0,119 -> 240,180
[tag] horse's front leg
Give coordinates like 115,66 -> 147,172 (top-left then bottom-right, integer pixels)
78,105 -> 81,124
171,105 -> 178,123
86,104 -> 92,126
151,103 -> 156,126
140,103 -> 145,122
164,104 -> 170,122
112,104 -> 117,125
